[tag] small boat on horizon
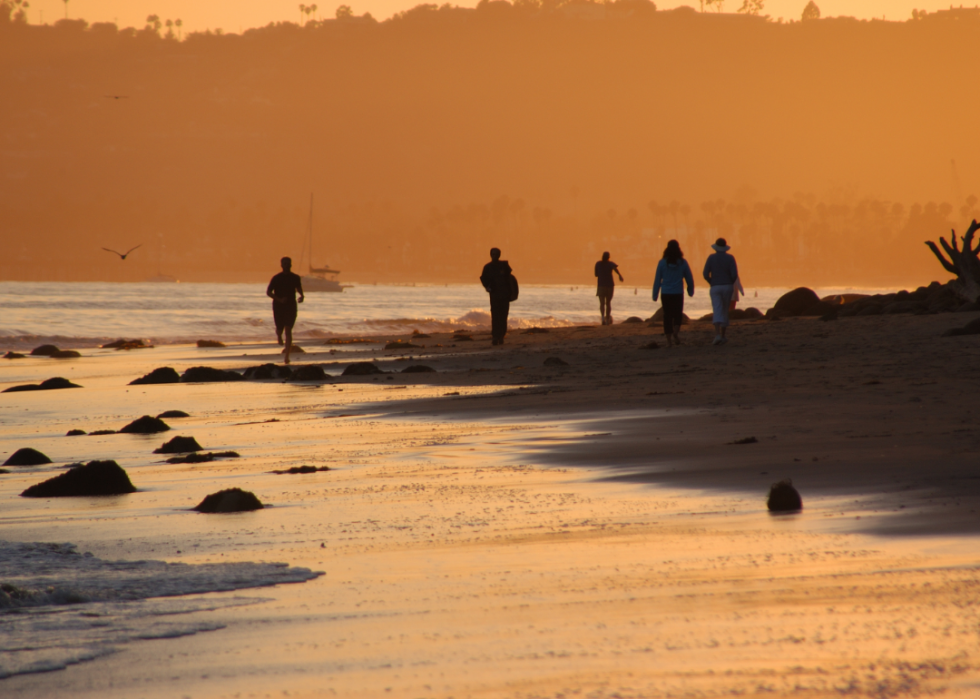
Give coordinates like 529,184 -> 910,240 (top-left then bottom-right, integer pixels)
300,194 -> 350,293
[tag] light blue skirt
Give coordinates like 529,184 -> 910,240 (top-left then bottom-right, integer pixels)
710,284 -> 734,327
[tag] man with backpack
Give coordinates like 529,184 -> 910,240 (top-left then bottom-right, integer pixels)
480,248 -> 516,346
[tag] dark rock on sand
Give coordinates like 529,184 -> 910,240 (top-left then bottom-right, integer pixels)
729,436 -> 758,445
130,367 -> 181,385
21,460 -> 136,497
522,327 -> 550,334
4,448 -> 52,466
102,338 -> 148,349
3,351 -> 26,359
3,377 -> 82,393
166,451 -> 239,464
767,480 -> 802,512
66,429 -> 86,436
650,308 -> 691,324
50,349 -> 82,358
153,436 -> 203,454
942,317 -> 980,337
194,488 -> 263,513
30,344 -> 60,356
181,366 -> 243,383
773,288 -> 821,316
156,410 -> 190,419
197,339 -> 226,348
271,465 -> 331,474
729,307 -> 764,321
243,363 -> 293,380
453,334 -> 474,341
88,429 -> 117,436
119,415 -> 171,434
343,362 -> 384,376
402,365 -> 436,373
622,316 -> 644,324
292,365 -> 327,381
544,356 -> 569,367
384,341 -> 422,350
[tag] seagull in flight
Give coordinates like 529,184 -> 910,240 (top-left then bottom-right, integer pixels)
102,244 -> 142,260
104,95 -> 129,99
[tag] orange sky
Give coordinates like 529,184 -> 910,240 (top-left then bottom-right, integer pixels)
31,0 -> 971,34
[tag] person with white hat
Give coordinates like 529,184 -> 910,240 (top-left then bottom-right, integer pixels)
702,238 -> 739,345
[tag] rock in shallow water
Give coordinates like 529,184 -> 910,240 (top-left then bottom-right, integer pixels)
194,488 -> 264,513
119,415 -> 170,434
129,367 -> 180,385
2,377 -> 82,393
343,362 -> 384,376
21,460 -> 137,497
4,448 -> 52,466
153,436 -> 203,454
156,410 -> 190,419
767,479 -> 802,512
30,344 -> 60,356
181,366 -> 243,383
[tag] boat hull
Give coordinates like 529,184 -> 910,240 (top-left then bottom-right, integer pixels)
302,275 -> 346,292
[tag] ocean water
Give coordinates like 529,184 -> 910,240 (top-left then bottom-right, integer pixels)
0,281 -> 897,349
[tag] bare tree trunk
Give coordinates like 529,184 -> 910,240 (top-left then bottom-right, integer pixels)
926,220 -> 980,302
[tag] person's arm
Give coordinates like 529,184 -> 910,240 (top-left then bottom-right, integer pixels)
702,257 -> 712,284
266,278 -> 276,300
652,261 -> 662,302
684,260 -> 695,297
615,264 -> 624,283
594,262 -> 600,279
731,258 -> 740,288
296,277 -> 305,303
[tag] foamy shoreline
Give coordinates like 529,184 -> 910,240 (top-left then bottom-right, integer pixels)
3,317 -> 980,697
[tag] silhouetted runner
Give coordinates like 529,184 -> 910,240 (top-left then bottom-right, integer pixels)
652,239 -> 694,347
267,256 -> 304,364
480,248 -> 512,345
594,252 -> 623,325
702,238 -> 739,346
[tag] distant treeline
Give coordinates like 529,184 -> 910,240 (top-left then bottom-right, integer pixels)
2,1 -> 978,286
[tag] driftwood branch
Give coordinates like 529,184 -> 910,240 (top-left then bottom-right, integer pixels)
926,220 -> 980,302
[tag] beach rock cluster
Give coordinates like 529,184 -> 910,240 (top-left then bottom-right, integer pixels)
243,363 -> 293,380
194,488 -> 263,513
3,377 -> 82,393
4,351 -> 26,359
402,365 -> 436,373
197,339 -> 226,348
165,451 -> 239,464
157,410 -> 190,418
66,429 -> 86,436
767,480 -> 802,512
831,282 -> 972,319
292,365 -> 327,381
102,338 -> 151,350
385,341 -> 422,350
130,367 -> 180,385
271,465 -> 331,474
21,460 -> 137,498
4,448 -> 52,466
27,344 -> 81,358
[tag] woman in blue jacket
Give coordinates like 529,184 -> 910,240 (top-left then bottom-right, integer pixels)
652,239 -> 695,346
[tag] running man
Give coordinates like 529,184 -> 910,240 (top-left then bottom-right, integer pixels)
266,256 -> 304,364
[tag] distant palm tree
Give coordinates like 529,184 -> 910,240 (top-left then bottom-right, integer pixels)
175,18 -> 182,39
62,0 -> 67,19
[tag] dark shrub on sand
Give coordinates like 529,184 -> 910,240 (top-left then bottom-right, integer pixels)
156,410 -> 190,419
3,377 -> 82,393
292,365 -> 327,381
153,436 -> 203,454
767,480 -> 802,512
243,363 -> 293,380
130,367 -> 180,385
343,362 -> 384,376
66,429 -> 86,436
194,488 -> 263,513
119,415 -> 171,434
181,366 -> 243,383
21,460 -> 136,497
4,448 -> 52,466
544,356 -> 569,367
30,344 -> 60,356
402,365 -> 436,373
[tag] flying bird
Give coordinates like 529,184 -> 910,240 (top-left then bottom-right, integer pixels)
102,244 -> 142,260
104,95 -> 129,99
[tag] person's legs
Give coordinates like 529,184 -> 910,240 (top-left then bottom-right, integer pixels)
273,303 -> 285,345
491,296 -> 509,344
284,324 -> 293,364
709,285 -> 733,344
598,296 -> 608,324
663,294 -> 682,343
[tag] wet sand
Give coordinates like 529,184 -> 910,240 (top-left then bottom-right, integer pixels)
3,311 -> 980,698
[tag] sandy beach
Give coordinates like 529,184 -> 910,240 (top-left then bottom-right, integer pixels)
3,310 -> 980,698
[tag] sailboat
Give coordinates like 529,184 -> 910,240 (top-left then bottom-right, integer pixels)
301,193 -> 348,293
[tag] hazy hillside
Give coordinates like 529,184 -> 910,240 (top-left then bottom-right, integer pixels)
2,2 -> 978,286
